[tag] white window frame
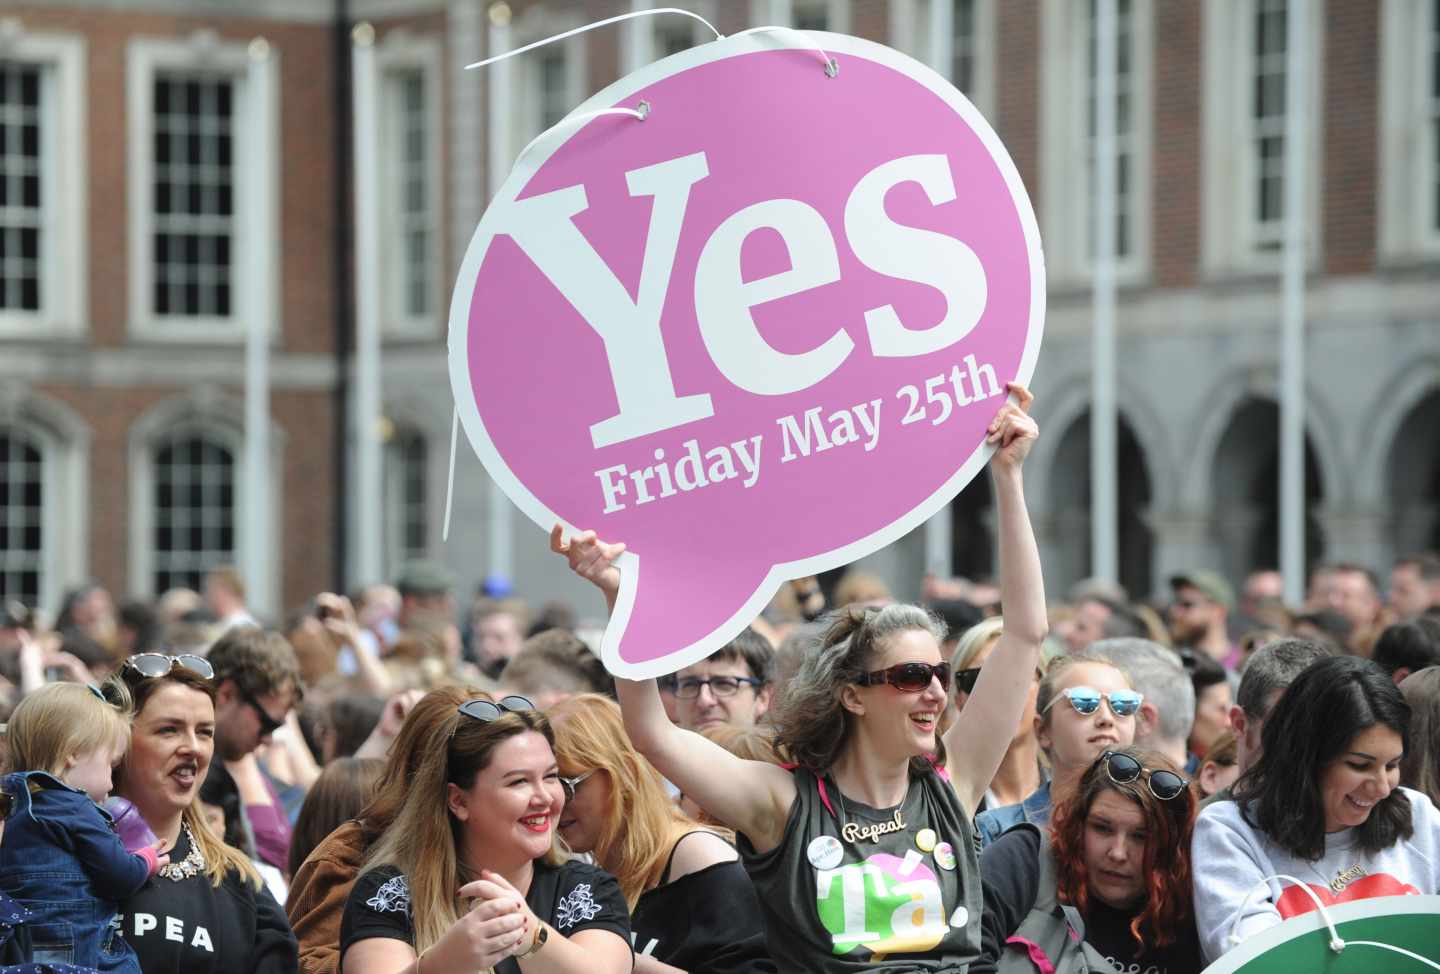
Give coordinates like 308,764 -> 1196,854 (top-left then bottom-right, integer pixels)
749,0 -> 851,34
1040,0 -> 1154,287
506,6 -> 586,170
887,0 -> 995,120
376,31 -> 444,339
1378,0 -> 1440,260
621,1 -> 720,74
126,32 -> 280,342
0,386 -> 91,616
128,391 -> 282,612
1201,0 -> 1324,276
0,28 -> 86,339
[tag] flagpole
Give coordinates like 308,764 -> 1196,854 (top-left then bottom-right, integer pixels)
1279,0 -> 1308,604
1091,0 -> 1119,585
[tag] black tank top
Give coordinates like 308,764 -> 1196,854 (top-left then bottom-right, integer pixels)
739,765 -> 982,972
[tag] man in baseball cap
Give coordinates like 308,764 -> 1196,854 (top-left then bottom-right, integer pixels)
1169,570 -> 1241,670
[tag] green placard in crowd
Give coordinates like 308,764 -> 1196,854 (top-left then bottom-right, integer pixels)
1202,895 -> 1440,973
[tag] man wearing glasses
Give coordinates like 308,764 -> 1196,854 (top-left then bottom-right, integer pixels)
208,627 -> 304,873
671,627 -> 775,733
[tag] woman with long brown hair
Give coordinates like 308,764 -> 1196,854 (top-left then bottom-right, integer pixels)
339,695 -> 631,973
549,693 -> 773,973
108,652 -> 297,973
979,746 -> 1201,973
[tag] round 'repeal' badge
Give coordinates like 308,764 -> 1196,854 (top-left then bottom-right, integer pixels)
934,841 -> 957,871
807,835 -> 844,870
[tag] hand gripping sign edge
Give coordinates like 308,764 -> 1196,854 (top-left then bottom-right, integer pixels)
446,28 -> 1046,680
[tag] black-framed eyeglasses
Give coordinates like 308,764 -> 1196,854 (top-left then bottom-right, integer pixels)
856,661 -> 952,693
673,676 -> 762,699
234,682 -> 285,737
657,674 -> 678,695
124,652 -> 215,681
560,770 -> 595,803
457,695 -> 537,725
1099,750 -> 1188,801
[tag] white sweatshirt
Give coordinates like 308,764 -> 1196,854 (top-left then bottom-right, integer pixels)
1191,787 -> 1440,963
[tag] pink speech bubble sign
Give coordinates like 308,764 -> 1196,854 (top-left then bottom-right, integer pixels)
449,31 -> 1044,679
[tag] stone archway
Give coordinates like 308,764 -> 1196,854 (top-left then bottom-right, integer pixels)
1210,397 -> 1326,583
1045,411 -> 1155,600
1385,388 -> 1440,554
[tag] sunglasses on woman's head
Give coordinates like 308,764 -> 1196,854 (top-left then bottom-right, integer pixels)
124,652 -> 215,681
1043,686 -> 1143,718
856,661 -> 952,693
560,770 -> 594,804
1099,750 -> 1188,801
457,695 -> 536,724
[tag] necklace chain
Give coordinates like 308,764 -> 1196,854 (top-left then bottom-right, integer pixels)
157,823 -> 206,882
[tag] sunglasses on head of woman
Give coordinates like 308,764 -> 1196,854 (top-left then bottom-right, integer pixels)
560,770 -> 595,804
123,652 -> 215,681
1043,686 -> 1143,718
856,661 -> 952,693
1099,750 -> 1188,801
457,695 -> 536,724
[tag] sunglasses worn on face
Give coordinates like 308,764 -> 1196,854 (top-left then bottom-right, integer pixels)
857,661 -> 952,693
457,695 -> 537,725
1044,686 -> 1144,718
1100,750 -> 1188,801
235,682 -> 285,736
561,770 -> 594,804
955,667 -> 983,696
124,653 -> 215,681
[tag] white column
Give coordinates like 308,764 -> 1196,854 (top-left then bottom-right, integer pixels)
1091,0 -> 1119,585
624,0 -> 653,74
242,38 -> 275,616
929,0 -> 954,78
485,3 -> 516,583
352,23 -> 383,586
925,506 -> 954,577
1279,0 -> 1308,604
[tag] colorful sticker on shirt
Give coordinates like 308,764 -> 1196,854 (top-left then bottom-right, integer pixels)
555,883 -> 604,930
816,852 -> 950,956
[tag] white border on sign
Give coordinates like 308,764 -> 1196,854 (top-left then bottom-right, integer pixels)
1197,894 -> 1440,973
447,30 -> 1047,679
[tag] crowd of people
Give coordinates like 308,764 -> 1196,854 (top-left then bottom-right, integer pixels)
0,390 -> 1437,973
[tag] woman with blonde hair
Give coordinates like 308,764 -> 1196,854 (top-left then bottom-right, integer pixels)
550,694 -> 773,974
340,696 -> 631,973
948,616 -> 1047,816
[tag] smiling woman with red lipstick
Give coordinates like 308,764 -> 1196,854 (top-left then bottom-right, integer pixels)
978,746 -> 1201,974
111,653 -> 298,974
556,388 -> 1047,972
1192,655 -> 1440,964
339,696 -> 632,974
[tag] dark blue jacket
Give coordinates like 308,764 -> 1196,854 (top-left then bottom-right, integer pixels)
0,771 -> 153,973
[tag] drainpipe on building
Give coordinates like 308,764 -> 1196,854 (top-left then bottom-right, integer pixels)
332,0 -> 354,594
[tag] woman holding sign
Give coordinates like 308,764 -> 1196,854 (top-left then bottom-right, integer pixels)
1191,655 -> 1440,963
556,386 -> 1045,971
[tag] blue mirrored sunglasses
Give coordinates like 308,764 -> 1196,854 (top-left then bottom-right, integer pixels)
1043,686 -> 1143,718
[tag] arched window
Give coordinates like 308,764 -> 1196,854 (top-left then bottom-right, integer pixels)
0,428 -> 44,608
151,431 -> 235,594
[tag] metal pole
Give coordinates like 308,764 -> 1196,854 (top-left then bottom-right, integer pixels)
929,0 -> 954,78
485,3 -> 515,584
1091,0 -> 1119,585
352,23 -> 383,586
243,39 -> 273,615
1279,0 -> 1308,604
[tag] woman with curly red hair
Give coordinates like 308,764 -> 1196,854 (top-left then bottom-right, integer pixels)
978,746 -> 1201,974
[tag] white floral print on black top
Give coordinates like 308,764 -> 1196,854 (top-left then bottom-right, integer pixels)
554,883 -> 603,930
365,875 -> 411,916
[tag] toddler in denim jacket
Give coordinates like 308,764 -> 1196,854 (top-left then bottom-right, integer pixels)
0,683 -> 167,972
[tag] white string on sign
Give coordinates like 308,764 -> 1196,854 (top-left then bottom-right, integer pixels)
513,102 -> 651,171
1228,873 -> 1440,970
443,408 -> 458,543
729,25 -> 839,77
464,7 -> 722,71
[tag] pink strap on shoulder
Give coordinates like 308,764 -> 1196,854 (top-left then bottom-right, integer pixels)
1004,935 -> 1056,974
779,763 -> 839,820
925,753 -> 951,781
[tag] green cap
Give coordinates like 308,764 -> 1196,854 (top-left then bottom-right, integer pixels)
395,560 -> 455,596
1169,570 -> 1235,610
